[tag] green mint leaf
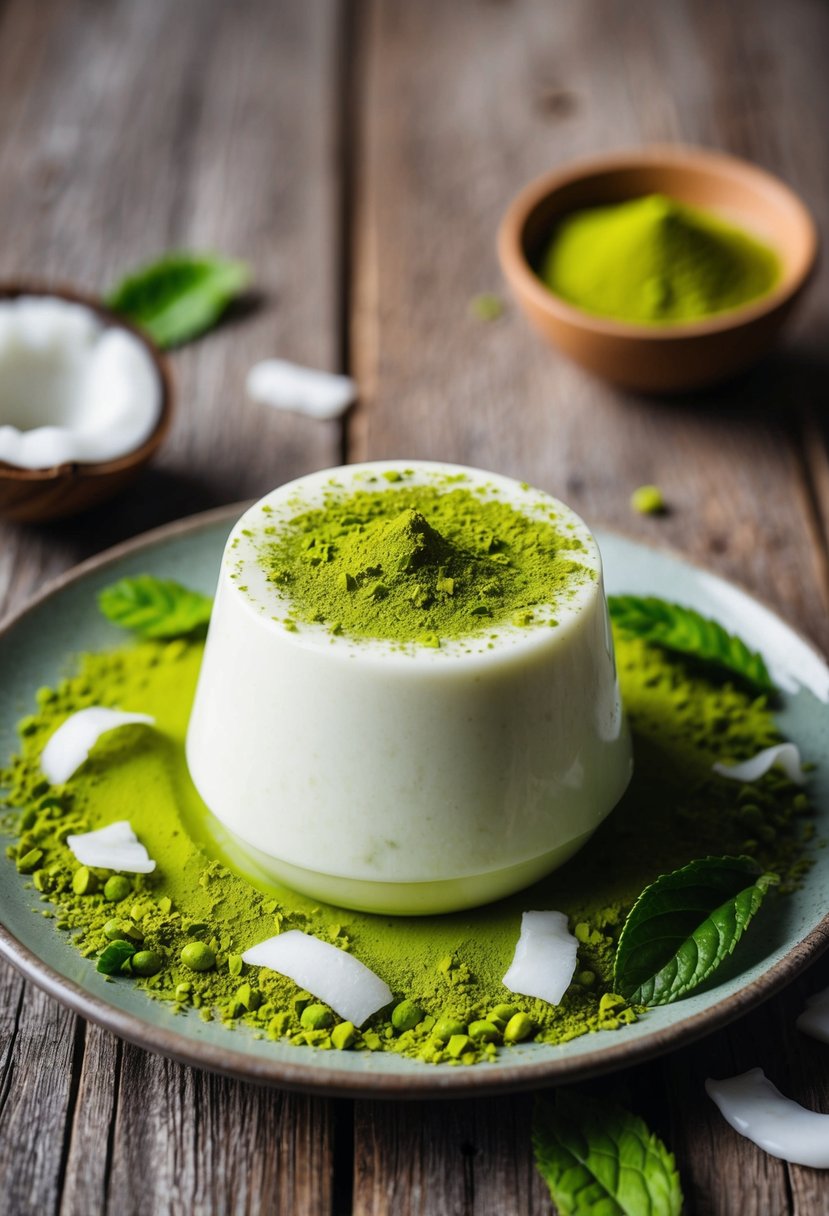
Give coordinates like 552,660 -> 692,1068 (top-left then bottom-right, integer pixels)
614,856 -> 778,1006
608,595 -> 775,694
106,252 -> 250,348
533,1092 -> 683,1216
97,940 -> 137,975
98,576 -> 213,639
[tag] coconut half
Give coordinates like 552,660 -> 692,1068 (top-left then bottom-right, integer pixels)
0,296 -> 161,469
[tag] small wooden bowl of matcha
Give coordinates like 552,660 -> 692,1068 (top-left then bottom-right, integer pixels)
498,147 -> 818,392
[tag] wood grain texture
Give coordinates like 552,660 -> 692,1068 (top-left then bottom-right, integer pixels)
353,1097 -> 552,1216
350,0 -> 829,1212
104,1043 -> 333,1216
59,1027 -> 336,1216
0,1 -> 343,1212
0,974 -> 83,1215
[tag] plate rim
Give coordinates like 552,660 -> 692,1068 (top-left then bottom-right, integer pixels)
1,502 -> 828,1100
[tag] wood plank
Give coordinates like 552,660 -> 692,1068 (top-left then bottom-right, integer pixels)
57,1025 -> 120,1216
0,974 -> 83,1215
59,1036 -> 338,1216
353,1096 -> 551,1216
0,0 -> 344,1211
72,1041 -> 334,1216
350,0 -> 829,1211
764,0 -> 829,607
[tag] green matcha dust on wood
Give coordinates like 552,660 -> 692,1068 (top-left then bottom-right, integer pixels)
540,193 -> 780,324
257,483 -> 593,645
0,628 -> 815,1066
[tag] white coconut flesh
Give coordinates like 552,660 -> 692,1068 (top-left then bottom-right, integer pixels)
0,296 -> 161,469
40,706 -> 155,785
242,930 -> 393,1025
713,742 -> 807,785
246,358 -> 357,421
502,910 -> 579,1006
66,820 -> 156,874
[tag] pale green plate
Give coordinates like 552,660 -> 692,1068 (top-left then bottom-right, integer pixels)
1,505 -> 828,1098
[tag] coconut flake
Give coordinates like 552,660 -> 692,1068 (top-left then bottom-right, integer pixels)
40,707 -> 155,784
242,930 -> 392,1025
796,985 -> 829,1044
66,820 -> 156,873
246,359 -> 357,421
0,296 -> 161,469
712,743 -> 807,786
706,1069 -> 829,1169
502,911 -> 578,1006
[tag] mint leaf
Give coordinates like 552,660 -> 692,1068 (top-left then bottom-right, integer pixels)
97,940 -> 136,975
533,1092 -> 683,1216
106,252 -> 250,348
98,576 -> 212,639
608,595 -> 775,693
614,856 -> 778,1006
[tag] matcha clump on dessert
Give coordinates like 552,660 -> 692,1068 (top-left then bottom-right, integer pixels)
257,481 -> 592,644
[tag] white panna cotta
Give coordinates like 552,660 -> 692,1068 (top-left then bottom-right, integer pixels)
186,462 -> 632,914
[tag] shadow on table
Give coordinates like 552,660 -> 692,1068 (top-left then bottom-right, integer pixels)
20,466 -> 243,564
616,343 -> 829,427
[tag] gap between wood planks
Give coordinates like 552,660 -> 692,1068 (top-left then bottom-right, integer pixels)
796,413 -> 829,619
335,0 -> 362,472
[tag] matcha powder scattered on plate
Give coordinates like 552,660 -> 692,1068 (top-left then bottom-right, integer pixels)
0,626 -> 815,1066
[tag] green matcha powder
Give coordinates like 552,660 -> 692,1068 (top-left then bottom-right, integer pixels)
0,627 -> 814,1066
541,193 -> 780,325
253,479 -> 592,646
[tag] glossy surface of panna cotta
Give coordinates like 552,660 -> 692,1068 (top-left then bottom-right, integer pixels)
186,462 -> 632,914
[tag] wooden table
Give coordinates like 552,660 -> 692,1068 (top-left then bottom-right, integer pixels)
1,1 -> 828,1211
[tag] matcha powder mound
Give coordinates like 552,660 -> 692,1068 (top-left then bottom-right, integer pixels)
0,630 -> 816,1066
541,193 -> 780,324
256,482 -> 593,645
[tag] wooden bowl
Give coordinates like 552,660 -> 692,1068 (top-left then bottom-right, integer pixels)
498,146 -> 819,392
0,284 -> 173,522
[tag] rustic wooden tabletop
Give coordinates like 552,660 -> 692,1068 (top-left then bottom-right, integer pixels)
1,1 -> 828,1212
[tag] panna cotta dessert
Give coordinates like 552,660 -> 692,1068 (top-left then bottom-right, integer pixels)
186,462 -> 632,914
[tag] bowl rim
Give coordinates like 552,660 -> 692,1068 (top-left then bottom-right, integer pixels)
0,281 -> 174,482
497,143 -> 820,342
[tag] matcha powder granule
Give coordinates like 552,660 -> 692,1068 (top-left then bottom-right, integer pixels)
0,632 -> 815,1066
256,482 -> 593,645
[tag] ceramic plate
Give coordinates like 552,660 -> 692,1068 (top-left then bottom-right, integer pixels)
1,505 -> 828,1098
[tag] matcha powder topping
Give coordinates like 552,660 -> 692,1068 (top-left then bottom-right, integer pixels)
257,483 -> 592,645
